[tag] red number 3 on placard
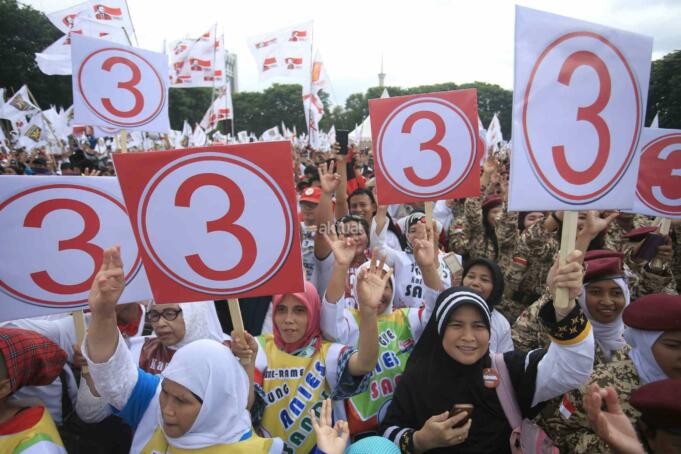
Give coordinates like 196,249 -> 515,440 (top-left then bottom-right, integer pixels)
101,56 -> 144,118
175,174 -> 257,280
24,200 -> 103,294
402,111 -> 452,186
552,51 -> 612,185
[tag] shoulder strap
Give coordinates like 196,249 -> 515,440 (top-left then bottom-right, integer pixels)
491,352 -> 522,429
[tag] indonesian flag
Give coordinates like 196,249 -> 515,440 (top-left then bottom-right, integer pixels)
247,21 -> 313,83
0,86 -> 40,121
36,16 -> 128,75
199,83 -> 234,132
169,25 -> 226,88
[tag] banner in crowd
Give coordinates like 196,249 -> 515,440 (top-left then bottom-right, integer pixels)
71,35 -> 170,132
0,85 -> 40,121
47,0 -> 135,40
247,21 -> 313,83
369,89 -> 481,204
113,143 -> 304,304
168,25 -> 226,88
0,176 -> 153,322
632,128 -> 681,218
509,6 -> 653,210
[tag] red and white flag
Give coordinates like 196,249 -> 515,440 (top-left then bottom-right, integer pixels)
199,82 -> 234,132
36,16 -> 129,75
247,21 -> 313,83
169,25 -> 226,88
47,1 -> 90,33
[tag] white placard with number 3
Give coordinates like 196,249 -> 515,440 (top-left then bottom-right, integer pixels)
71,34 -> 170,132
0,176 -> 152,322
509,6 -> 653,210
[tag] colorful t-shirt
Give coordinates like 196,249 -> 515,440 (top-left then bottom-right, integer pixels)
0,406 -> 66,454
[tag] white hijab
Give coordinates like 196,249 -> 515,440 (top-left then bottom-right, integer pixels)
159,339 -> 252,448
173,301 -> 225,349
624,328 -> 667,385
351,261 -> 396,315
577,277 -> 630,361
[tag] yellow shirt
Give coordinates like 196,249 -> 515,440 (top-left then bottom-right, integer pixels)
140,426 -> 274,453
0,406 -> 66,454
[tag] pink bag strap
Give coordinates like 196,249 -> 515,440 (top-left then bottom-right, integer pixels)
491,352 -> 523,429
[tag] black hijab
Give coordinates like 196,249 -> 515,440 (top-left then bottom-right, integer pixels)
461,258 -> 504,311
380,287 -> 516,453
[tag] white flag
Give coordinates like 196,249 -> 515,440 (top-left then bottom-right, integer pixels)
261,126 -> 281,142
247,21 -> 313,84
0,86 -> 40,121
47,1 -> 90,33
182,120 -> 192,138
88,0 -> 135,43
650,112 -> 659,128
311,50 -> 332,100
237,131 -> 249,143
486,113 -> 503,148
36,16 -> 129,76
199,82 -> 233,131
169,25 -> 225,88
190,124 -> 207,146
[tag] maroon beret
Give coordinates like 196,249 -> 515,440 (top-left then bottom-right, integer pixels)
584,250 -> 624,262
623,294 -> 681,330
482,195 -> 503,210
630,378 -> 681,431
623,226 -> 657,242
584,256 -> 624,283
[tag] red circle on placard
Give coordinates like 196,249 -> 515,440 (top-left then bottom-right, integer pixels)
77,48 -> 165,127
376,97 -> 476,199
0,184 -> 143,308
522,31 -> 641,204
636,133 -> 681,216
138,154 -> 294,294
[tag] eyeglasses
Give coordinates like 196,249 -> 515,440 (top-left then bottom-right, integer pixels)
146,308 -> 182,322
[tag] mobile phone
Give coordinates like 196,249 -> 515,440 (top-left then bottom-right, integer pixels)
634,233 -> 666,262
443,252 -> 463,275
337,130 -> 349,155
449,404 -> 473,428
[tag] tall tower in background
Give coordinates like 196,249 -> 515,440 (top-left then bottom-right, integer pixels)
224,50 -> 238,92
378,54 -> 386,88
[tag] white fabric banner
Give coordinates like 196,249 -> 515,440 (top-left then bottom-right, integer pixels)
169,26 -> 226,88
247,21 -> 313,84
509,6 -> 653,210
0,85 -> 40,121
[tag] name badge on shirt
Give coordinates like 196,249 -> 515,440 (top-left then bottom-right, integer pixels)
483,368 -> 499,388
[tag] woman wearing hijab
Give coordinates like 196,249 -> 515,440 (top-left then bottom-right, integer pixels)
380,251 -> 595,453
129,301 -> 226,374
461,258 -> 514,353
243,259 -> 388,454
82,246 -> 281,453
371,206 -> 452,309
320,223 -> 441,437
535,293 -> 681,453
512,250 -> 630,362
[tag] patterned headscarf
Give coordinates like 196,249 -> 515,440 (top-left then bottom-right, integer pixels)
0,327 -> 67,394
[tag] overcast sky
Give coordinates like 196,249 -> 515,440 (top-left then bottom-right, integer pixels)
27,0 -> 681,105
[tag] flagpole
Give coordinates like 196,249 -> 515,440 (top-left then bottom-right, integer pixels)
26,87 -> 65,155
123,0 -> 139,46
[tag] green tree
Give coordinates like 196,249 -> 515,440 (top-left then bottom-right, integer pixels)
0,0 -> 72,109
647,49 -> 681,129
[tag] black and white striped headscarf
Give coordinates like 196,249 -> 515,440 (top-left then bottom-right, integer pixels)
435,287 -> 491,337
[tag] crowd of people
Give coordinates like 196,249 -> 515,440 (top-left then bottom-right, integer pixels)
1,135 -> 680,454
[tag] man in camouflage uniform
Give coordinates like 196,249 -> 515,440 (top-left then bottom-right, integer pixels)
448,194 -> 518,273
604,213 -> 651,252
501,216 -> 558,323
536,346 -> 641,453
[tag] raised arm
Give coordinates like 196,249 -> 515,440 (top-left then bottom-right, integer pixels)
347,250 -> 391,376
322,224 -> 357,304
314,160 -> 340,260
86,246 -> 125,363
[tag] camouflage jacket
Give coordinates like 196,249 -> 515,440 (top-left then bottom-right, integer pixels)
511,295 -> 550,352
536,347 -> 640,454
604,215 -> 651,252
447,195 -> 518,273
624,246 -> 678,299
501,219 -> 558,322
